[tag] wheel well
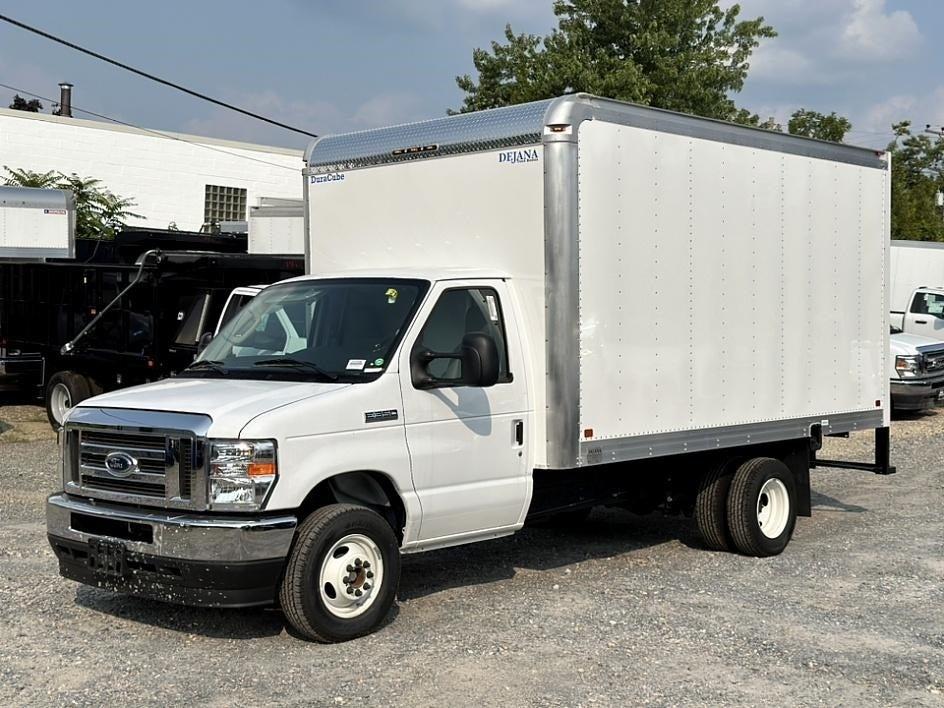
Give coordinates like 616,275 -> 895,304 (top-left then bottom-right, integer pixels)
297,471 -> 407,543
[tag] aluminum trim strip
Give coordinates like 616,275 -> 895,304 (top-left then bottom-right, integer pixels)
578,410 -> 884,466
543,138 -> 581,469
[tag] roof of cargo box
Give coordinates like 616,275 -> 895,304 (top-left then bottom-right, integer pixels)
305,98 -> 556,172
306,94 -> 887,173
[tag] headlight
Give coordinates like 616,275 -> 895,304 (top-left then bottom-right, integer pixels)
895,355 -> 924,379
208,439 -> 277,510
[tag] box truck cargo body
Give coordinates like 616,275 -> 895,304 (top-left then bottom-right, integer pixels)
47,95 -> 893,643
306,96 -> 890,468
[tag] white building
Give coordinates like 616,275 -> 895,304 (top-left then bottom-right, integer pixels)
0,107 -> 303,232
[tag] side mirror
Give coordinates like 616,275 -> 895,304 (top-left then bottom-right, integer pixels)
460,333 -> 500,387
197,331 -> 214,354
411,333 -> 500,389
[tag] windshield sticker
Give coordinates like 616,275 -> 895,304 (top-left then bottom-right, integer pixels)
485,294 -> 499,323
385,288 -> 399,304
373,357 -> 384,366
346,359 -> 367,371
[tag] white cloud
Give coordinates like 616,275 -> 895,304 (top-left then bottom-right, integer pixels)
863,88 -> 944,130
838,0 -> 921,61
748,42 -> 816,83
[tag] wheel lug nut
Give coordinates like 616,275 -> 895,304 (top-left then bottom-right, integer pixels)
363,583 -> 371,590
355,559 -> 362,567
363,561 -> 370,569
366,571 -> 374,579
346,565 -> 354,572
346,587 -> 354,595
342,577 -> 350,585
355,589 -> 363,597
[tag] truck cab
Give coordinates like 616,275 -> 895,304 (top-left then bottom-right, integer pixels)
891,286 -> 944,341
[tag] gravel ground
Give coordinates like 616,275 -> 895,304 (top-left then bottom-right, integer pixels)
0,406 -> 942,706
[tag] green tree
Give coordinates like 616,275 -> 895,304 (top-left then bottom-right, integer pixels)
787,109 -> 852,142
3,167 -> 142,240
8,94 -> 42,112
887,122 -> 944,241
454,0 -> 776,122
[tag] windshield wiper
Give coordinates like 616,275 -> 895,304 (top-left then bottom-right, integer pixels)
182,359 -> 229,376
252,358 -> 339,381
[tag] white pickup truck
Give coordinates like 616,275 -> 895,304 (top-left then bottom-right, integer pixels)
891,286 -> 944,341
889,329 -> 944,411
46,95 -> 893,643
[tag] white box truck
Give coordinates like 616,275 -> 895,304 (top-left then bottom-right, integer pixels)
47,95 -> 893,643
890,240 -> 944,340
247,198 -> 305,256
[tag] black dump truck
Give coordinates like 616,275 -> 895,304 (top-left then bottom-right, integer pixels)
0,229 -> 303,427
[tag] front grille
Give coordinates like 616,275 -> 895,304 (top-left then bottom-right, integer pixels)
924,351 -> 944,372
70,428 -> 201,507
178,439 -> 194,500
80,450 -> 166,474
80,475 -> 166,496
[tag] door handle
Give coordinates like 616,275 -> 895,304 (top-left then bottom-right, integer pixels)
916,319 -> 928,324
513,419 -> 524,447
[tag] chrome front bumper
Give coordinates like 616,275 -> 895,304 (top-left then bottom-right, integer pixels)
47,493 -> 297,562
47,493 -> 298,607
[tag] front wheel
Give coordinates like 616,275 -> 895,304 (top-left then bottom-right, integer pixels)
726,457 -> 797,557
279,504 -> 401,643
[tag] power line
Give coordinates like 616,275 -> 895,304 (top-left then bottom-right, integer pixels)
0,81 -> 302,173
0,13 -> 318,139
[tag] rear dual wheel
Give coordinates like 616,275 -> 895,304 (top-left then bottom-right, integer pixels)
695,457 -> 797,557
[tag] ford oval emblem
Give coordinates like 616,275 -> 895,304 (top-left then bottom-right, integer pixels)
104,451 -> 139,478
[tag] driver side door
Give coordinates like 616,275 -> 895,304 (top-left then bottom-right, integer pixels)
399,280 -> 531,544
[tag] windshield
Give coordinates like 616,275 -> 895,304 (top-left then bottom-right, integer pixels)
182,278 -> 428,382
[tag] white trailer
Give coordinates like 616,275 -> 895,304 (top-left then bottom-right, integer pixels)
47,95 -> 894,643
890,240 -> 944,340
0,186 -> 75,260
248,198 -> 305,255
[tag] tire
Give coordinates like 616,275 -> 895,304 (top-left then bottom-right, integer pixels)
45,371 -> 92,430
726,457 -> 797,557
694,460 -> 735,551
279,504 -> 401,643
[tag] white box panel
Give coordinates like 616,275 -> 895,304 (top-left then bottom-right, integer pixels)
0,186 -> 74,259
577,120 -> 888,441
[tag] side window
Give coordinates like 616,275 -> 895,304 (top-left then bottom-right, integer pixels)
912,292 -> 944,318
416,287 -> 510,383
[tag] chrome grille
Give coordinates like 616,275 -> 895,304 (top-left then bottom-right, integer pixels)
924,350 -> 944,372
78,430 -> 168,498
66,427 -> 204,508
62,408 -> 212,511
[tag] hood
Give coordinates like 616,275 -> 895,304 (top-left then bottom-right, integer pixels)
77,377 -> 350,438
890,332 -> 944,356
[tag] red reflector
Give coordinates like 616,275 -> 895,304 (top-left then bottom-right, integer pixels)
584,428 -> 593,438
147,359 -> 155,368
875,399 -> 881,407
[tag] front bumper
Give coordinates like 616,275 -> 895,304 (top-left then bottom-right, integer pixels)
890,376 -> 944,411
46,493 -> 297,607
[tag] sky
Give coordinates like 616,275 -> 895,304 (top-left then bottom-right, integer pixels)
0,0 -> 940,151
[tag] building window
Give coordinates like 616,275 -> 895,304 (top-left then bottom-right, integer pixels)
204,184 -> 247,225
